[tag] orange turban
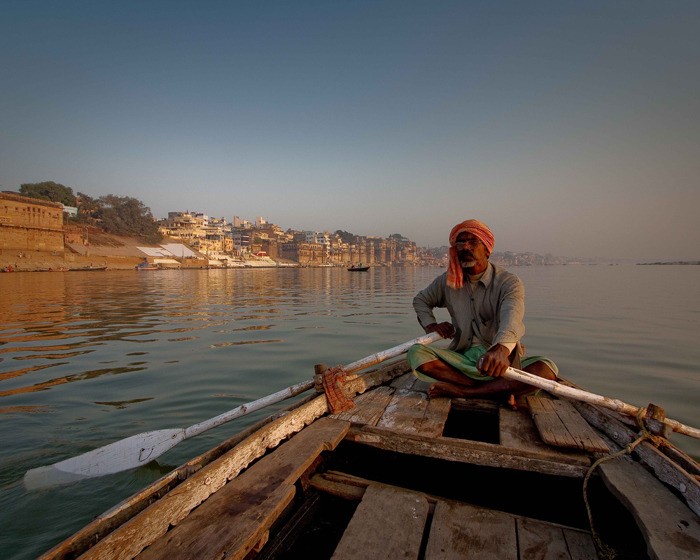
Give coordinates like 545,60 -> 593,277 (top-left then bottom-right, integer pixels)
446,219 -> 495,289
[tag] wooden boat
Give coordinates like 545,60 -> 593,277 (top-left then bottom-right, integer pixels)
135,263 -> 159,271
347,265 -> 370,271
36,338 -> 700,560
69,265 -> 108,271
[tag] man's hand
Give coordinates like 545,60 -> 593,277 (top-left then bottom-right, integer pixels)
477,344 -> 511,377
425,322 -> 455,339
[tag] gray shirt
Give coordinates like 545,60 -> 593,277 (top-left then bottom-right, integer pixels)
413,262 -> 525,353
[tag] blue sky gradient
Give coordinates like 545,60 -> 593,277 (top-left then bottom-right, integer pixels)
2,1 -> 698,260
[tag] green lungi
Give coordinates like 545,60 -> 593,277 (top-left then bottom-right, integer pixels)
407,343 -> 558,383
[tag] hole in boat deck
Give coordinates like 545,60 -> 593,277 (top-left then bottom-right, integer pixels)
441,404 -> 499,442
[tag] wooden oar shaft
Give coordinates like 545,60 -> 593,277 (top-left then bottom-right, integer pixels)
343,332 -> 442,373
504,367 -> 700,440
185,379 -> 315,437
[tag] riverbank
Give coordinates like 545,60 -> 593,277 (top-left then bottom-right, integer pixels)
0,234 -> 206,271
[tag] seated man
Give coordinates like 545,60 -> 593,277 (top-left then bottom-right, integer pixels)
407,219 -> 557,401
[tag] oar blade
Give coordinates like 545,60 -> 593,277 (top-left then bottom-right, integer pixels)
24,428 -> 185,490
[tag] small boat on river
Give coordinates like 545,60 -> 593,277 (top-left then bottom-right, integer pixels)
35,334 -> 700,560
68,265 -> 107,272
347,264 -> 370,271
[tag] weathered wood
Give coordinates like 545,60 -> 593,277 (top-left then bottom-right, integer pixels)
598,456 -> 700,560
137,418 -> 350,560
498,407 -> 591,466
425,500 -> 517,559
390,371 -> 417,389
331,386 -> 395,425
562,528 -> 599,560
505,367 -> 700,439
517,517 -> 572,559
377,388 -> 430,434
77,396 -> 332,560
38,394 -> 320,560
375,388 -> 451,437
527,395 -> 609,453
419,397 -> 452,438
332,485 -> 429,560
346,425 -> 590,478
572,400 -> 700,516
344,359 -> 410,396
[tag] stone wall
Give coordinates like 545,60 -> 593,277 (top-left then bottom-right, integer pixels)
0,192 -> 64,252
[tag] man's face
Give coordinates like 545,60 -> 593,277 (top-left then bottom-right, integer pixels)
454,232 -> 489,273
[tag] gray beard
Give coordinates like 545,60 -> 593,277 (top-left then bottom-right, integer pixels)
460,260 -> 476,268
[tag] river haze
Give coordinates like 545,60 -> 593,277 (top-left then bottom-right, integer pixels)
1,265 -> 698,559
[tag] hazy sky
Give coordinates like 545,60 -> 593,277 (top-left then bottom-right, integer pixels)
1,1 -> 698,260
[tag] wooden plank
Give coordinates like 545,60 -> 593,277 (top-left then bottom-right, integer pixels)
80,408 -> 340,560
598,456 -> 700,560
331,386 -> 395,425
516,517 -> 570,559
346,425 -> 590,478
527,396 -> 609,453
38,394 -> 322,560
425,500 -> 517,559
390,371 -> 417,389
377,388 -> 430,434
419,397 -> 451,438
499,407 -> 590,466
572,400 -> 700,517
562,528 -> 598,560
137,418 -> 350,560
332,485 -> 429,560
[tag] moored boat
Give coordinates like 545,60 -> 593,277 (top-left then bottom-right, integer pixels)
34,335 -> 700,560
68,265 -> 107,271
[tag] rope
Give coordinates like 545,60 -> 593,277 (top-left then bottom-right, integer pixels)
321,366 -> 355,414
582,407 -> 663,560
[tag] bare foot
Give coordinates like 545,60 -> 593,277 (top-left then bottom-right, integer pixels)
429,382 -> 472,399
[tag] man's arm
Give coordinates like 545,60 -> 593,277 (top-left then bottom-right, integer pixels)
413,274 -> 450,335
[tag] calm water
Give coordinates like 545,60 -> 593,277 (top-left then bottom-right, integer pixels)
1,265 -> 699,559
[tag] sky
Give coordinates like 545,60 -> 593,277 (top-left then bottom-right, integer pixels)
1,1 -> 698,261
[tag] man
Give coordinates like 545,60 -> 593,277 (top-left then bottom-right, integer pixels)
407,219 -> 557,400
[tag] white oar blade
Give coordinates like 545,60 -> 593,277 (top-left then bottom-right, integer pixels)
24,428 -> 185,490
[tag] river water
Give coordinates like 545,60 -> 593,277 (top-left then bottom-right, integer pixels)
1,265 -> 699,559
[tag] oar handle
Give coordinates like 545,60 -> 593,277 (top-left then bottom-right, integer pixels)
504,367 -> 700,439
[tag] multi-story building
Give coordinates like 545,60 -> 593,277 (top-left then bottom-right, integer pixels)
0,192 -> 64,252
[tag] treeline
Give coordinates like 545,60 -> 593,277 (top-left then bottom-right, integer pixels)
18,181 -> 162,244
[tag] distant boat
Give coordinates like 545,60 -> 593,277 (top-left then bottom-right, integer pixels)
70,265 -> 107,272
347,265 -> 370,272
135,262 -> 158,271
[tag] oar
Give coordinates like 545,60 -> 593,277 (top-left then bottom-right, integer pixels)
503,366 -> 700,439
24,332 -> 442,490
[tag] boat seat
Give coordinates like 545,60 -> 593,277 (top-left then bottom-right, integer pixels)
526,394 -> 610,453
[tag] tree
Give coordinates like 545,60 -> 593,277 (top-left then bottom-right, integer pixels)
334,230 -> 356,243
75,192 -> 104,224
97,195 -> 162,243
20,181 -> 77,206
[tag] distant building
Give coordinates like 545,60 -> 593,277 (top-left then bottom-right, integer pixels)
0,192 -> 64,252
